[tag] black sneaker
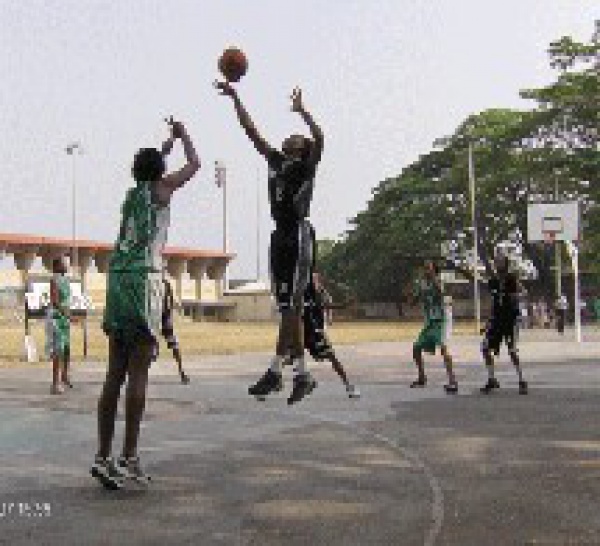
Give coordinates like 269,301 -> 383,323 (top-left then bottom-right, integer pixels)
248,369 -> 284,398
410,377 -> 427,388
287,373 -> 318,405
444,383 -> 458,395
116,456 -> 151,486
90,456 -> 125,490
519,380 -> 529,395
480,378 -> 500,394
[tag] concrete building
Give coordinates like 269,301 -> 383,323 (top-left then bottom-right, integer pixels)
0,232 -> 235,320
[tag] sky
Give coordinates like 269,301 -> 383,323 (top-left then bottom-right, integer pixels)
0,1 -> 597,279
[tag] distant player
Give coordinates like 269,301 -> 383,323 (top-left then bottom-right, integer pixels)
216,81 -> 323,405
410,261 -> 458,394
301,272 -> 360,398
480,255 -> 528,395
47,256 -> 72,394
91,118 -> 200,490
162,278 -> 190,384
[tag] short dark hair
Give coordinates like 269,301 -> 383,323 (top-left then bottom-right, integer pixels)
52,257 -> 62,271
132,148 -> 165,182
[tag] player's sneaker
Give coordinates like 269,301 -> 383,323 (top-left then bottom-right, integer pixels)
116,456 -> 151,485
518,380 -> 528,395
346,384 -> 361,399
50,384 -> 64,395
444,383 -> 458,395
410,377 -> 427,388
248,370 -> 284,398
480,378 -> 500,394
287,373 -> 317,405
90,456 -> 125,490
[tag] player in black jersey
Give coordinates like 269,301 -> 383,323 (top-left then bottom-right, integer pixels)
480,255 -> 528,395
216,81 -> 323,405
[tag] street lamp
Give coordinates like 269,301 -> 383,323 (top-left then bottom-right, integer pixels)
468,141 -> 481,332
65,142 -> 83,277
214,160 -> 228,290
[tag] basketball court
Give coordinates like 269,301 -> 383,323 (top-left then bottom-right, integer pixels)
1,329 -> 598,545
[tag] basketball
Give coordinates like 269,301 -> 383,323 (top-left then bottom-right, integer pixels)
218,47 -> 248,83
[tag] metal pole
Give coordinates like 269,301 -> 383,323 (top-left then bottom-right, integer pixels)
256,167 -> 261,281
223,165 -> 228,292
566,241 -> 582,343
468,142 -> 481,332
215,161 -> 228,292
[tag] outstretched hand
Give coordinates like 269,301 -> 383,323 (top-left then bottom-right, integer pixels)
214,80 -> 236,98
290,86 -> 305,113
165,116 -> 185,139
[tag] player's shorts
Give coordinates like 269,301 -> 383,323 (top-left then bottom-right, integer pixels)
269,219 -> 315,311
45,314 -> 70,359
482,319 -> 518,355
303,306 -> 335,361
103,270 -> 164,344
413,319 -> 446,355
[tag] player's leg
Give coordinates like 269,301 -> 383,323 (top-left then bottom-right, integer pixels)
248,230 -> 287,397
91,335 -> 128,489
287,221 -> 318,405
171,343 -> 189,384
49,323 -> 63,395
480,326 -> 501,393
61,342 -> 73,389
507,326 -> 528,394
118,334 -> 154,484
440,344 -> 458,394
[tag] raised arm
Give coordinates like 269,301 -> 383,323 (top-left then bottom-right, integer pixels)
215,81 -> 274,159
158,118 -> 201,199
291,87 -> 324,165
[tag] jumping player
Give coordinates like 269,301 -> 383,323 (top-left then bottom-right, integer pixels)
480,255 -> 528,395
216,81 -> 323,405
410,261 -> 458,394
48,256 -> 72,394
162,277 -> 190,384
300,272 -> 360,398
91,118 -> 200,490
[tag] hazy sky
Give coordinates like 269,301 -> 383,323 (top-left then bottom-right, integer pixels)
0,1 -> 597,278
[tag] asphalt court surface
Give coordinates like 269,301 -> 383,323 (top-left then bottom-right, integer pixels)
0,329 -> 598,545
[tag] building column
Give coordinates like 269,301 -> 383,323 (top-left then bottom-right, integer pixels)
187,259 -> 208,321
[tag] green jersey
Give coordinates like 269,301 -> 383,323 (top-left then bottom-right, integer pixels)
414,279 -> 445,323
103,181 -> 171,341
51,275 -> 71,319
110,181 -> 171,273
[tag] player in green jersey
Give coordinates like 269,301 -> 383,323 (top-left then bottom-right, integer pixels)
91,118 -> 200,490
48,257 -> 72,395
410,261 -> 458,394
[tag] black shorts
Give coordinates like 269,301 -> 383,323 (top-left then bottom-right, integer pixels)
270,220 -> 315,311
482,319 -> 518,355
303,304 -> 335,361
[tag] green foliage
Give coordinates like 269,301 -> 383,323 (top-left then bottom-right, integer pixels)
321,23 -> 599,306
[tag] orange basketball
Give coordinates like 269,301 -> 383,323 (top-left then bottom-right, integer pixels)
218,47 -> 248,83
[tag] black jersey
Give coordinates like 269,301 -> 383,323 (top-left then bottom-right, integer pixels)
267,151 -> 317,228
488,274 -> 519,322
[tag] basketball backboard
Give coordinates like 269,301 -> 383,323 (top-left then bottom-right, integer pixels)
527,202 -> 580,242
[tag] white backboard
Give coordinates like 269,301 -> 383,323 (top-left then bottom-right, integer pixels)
527,202 -> 580,242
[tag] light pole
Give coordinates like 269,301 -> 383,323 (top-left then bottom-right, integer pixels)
256,167 -> 261,281
468,142 -> 481,332
214,161 -> 228,290
66,142 -> 83,277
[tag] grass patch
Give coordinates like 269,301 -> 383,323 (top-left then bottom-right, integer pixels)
0,316 -> 478,365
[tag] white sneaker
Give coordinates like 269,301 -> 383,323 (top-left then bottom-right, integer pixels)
346,384 -> 361,399
50,384 -> 64,395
